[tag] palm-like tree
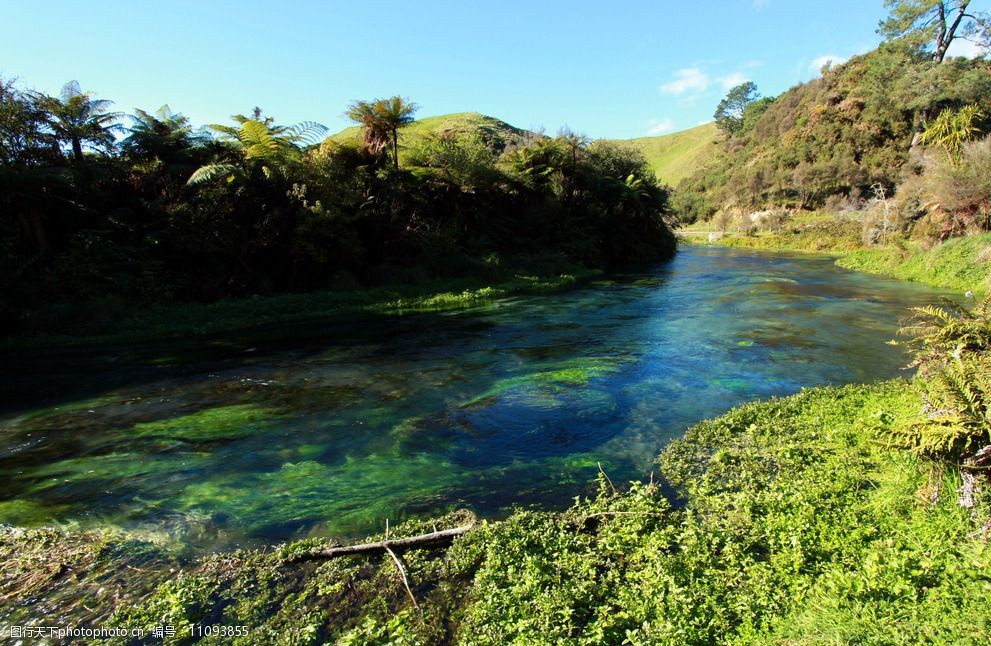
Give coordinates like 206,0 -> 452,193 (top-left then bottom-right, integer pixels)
32,81 -> 122,162
187,111 -> 326,185
122,105 -> 204,162
346,96 -> 417,169
918,104 -> 984,164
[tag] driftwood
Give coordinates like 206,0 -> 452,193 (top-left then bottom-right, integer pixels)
291,524 -> 474,561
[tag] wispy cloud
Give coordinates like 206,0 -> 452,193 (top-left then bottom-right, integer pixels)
718,71 -> 750,89
646,118 -> 674,135
752,0 -> 770,10
810,54 -> 847,73
660,67 -> 710,95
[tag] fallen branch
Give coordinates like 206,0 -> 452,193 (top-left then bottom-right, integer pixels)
290,524 -> 474,561
385,546 -> 420,612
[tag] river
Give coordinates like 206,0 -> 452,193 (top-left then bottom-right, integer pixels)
0,246 -> 953,550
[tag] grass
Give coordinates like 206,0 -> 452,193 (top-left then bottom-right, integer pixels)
4,378 -> 989,643
326,112 -> 532,160
615,122 -> 719,185
837,232 -> 991,295
681,211 -> 863,254
3,269 -> 600,350
329,113 -> 719,187
686,213 -> 991,294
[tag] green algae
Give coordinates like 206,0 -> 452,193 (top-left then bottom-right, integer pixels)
130,404 -> 281,443
176,454 -> 466,536
460,356 -> 631,409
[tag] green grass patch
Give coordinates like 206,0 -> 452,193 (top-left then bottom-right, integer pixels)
327,111 -> 532,162
838,233 -> 991,295
616,122 -> 719,185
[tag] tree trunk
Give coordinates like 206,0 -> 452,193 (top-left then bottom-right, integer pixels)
932,0 -> 970,64
392,128 -> 399,169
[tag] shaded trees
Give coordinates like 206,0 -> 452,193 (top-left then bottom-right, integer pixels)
0,79 -> 677,338
30,81 -> 121,162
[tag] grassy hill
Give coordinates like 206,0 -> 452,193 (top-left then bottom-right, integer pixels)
612,122 -> 719,185
325,112 -> 535,157
327,113 -> 719,186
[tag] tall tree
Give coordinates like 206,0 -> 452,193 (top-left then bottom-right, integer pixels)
31,81 -> 122,162
346,96 -> 417,169
879,0 -> 989,63
714,82 -> 760,136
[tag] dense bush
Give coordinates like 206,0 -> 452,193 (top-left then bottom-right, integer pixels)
676,44 -> 991,217
0,80 -> 676,338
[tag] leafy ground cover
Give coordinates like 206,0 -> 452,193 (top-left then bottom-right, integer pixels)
683,226 -> 991,295
4,379 -> 988,644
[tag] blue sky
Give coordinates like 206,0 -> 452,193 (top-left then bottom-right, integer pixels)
1,1 -> 986,140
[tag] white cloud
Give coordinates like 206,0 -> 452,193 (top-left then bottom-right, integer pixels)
946,38 -> 984,59
718,72 -> 750,89
810,55 -> 848,73
752,0 -> 769,10
646,118 -> 675,135
660,67 -> 710,95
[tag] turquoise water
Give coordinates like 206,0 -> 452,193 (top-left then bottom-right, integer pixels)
0,246 -> 953,549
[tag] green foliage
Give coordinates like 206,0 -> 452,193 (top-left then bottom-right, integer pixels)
0,77 -> 674,339
29,80 -> 123,161
918,103 -> 985,164
9,381 -> 990,643
837,232 -> 991,293
887,295 -> 991,476
189,112 -> 327,184
612,122 -> 719,186
714,81 -> 760,136
678,45 -> 991,213
406,129 -> 496,187
878,0 -> 989,62
346,96 -> 418,168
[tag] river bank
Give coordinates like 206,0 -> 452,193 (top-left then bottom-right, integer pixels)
3,378 -> 988,643
680,227 -> 991,296
2,268 -> 602,351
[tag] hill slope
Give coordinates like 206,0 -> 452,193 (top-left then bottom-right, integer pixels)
326,112 -> 535,156
677,45 -> 991,215
612,122 -> 719,185
328,112 -> 719,185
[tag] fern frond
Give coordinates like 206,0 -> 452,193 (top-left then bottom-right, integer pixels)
286,121 -> 328,146
187,163 -> 241,185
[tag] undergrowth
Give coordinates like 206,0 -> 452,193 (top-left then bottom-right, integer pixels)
3,380 -> 989,643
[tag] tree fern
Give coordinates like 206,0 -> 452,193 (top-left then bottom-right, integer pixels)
890,294 -> 991,508
187,113 -> 326,186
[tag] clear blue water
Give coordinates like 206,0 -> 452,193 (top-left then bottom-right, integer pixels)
0,246 -> 953,549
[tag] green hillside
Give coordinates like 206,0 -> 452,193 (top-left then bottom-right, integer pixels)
329,112 -> 718,185
677,45 -> 991,216
325,111 -> 534,157
613,122 -> 719,185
